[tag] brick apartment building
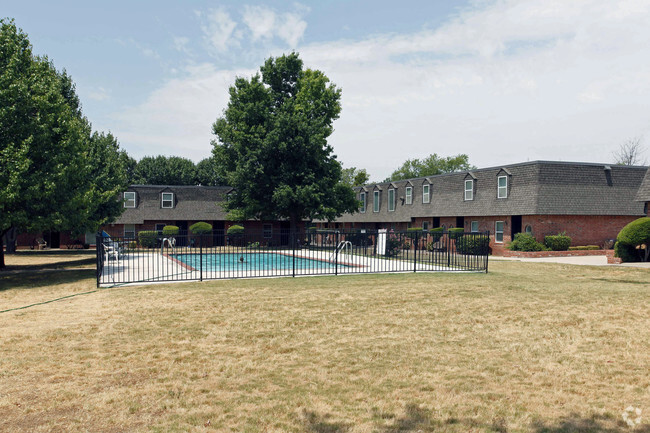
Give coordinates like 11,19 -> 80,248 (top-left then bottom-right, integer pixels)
315,161 -> 648,254
13,160 -> 649,255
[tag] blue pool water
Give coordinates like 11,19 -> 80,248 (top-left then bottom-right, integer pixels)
174,252 -> 340,271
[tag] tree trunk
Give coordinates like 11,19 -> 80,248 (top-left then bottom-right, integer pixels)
5,227 -> 17,254
0,227 -> 8,269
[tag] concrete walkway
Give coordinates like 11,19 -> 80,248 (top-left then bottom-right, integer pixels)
491,255 -> 650,268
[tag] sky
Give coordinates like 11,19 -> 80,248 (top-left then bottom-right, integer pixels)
4,0 -> 650,181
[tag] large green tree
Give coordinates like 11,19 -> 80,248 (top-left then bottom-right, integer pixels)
132,155 -> 197,185
212,53 -> 357,231
388,153 -> 475,181
196,156 -> 224,186
0,19 -> 127,267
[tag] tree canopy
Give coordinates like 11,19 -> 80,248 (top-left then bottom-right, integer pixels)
0,19 -> 128,267
388,153 -> 475,181
212,52 -> 358,230
341,166 -> 370,187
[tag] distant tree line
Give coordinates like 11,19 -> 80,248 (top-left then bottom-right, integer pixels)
124,155 -> 224,186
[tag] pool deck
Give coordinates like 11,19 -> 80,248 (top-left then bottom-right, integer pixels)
99,249 -> 484,286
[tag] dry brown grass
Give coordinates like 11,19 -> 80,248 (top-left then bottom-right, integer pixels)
0,253 -> 649,433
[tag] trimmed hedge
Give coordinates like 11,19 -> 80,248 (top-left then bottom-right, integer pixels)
162,225 -> 179,236
189,221 -> 212,234
544,233 -> 571,251
509,233 -> 546,251
138,230 -> 158,248
456,235 -> 490,255
614,217 -> 650,262
568,245 -> 600,251
227,225 -> 244,235
448,227 -> 464,240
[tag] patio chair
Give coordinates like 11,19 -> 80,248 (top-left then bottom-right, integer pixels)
100,231 -> 125,261
35,238 -> 48,250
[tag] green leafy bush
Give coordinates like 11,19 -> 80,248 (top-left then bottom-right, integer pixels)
509,233 -> 546,251
189,221 -> 212,234
162,225 -> 179,236
429,227 -> 444,243
138,230 -> 158,248
385,231 -> 404,257
568,245 -> 600,251
544,233 -> 571,251
448,227 -> 464,240
614,217 -> 650,262
456,235 -> 490,255
227,225 -> 244,235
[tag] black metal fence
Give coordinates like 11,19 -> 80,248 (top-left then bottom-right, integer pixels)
96,229 -> 489,286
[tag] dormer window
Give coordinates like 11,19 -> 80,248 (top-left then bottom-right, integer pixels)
373,191 -> 380,212
498,175 -> 508,199
161,192 -> 174,208
123,191 -> 136,208
464,180 -> 474,201
405,186 -> 412,205
422,184 -> 430,203
388,188 -> 396,212
360,192 -> 366,213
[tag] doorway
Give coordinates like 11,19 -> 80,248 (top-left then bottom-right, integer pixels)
511,215 -> 522,239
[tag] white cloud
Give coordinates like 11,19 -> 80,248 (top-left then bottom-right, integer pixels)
201,8 -> 240,53
242,5 -> 276,41
173,36 -> 191,54
241,4 -> 308,47
87,86 -> 110,102
113,0 -> 650,179
276,12 -> 307,47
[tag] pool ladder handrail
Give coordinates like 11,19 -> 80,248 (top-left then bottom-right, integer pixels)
161,237 -> 176,255
329,240 -> 352,262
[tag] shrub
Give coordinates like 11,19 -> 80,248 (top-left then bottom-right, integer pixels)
162,225 -> 179,236
568,245 -> 600,251
429,227 -> 444,243
448,227 -> 464,240
509,233 -> 546,251
189,221 -> 212,234
614,217 -> 650,262
246,241 -> 260,249
138,230 -> 158,248
406,227 -> 425,238
385,231 -> 404,257
544,233 -> 571,251
226,225 -> 244,236
456,235 -> 490,255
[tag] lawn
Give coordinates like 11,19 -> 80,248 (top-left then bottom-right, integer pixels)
0,252 -> 649,432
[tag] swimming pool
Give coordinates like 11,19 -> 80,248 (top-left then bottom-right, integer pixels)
174,252 -> 342,271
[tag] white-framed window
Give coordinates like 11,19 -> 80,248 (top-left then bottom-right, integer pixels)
405,186 -> 412,205
124,191 -> 136,208
464,179 -> 474,201
263,223 -> 272,239
388,188 -> 395,212
422,221 -> 429,230
422,184 -> 430,203
161,192 -> 174,208
373,191 -> 380,212
498,175 -> 508,199
495,221 -> 504,243
360,192 -> 366,213
124,224 -> 136,239
471,221 -> 479,233
525,224 -> 532,234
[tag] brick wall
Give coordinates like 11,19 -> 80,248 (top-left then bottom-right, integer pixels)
522,215 -> 637,247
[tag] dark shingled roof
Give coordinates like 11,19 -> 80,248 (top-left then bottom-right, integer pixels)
327,161 -> 647,223
115,185 -> 232,224
635,167 -> 650,201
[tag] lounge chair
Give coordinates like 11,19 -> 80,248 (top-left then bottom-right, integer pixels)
100,231 -> 125,261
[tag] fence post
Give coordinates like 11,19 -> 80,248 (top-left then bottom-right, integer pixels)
335,231 -> 340,276
413,232 -> 418,273
200,233 -> 203,282
96,233 -> 101,288
446,232 -> 450,268
292,231 -> 296,278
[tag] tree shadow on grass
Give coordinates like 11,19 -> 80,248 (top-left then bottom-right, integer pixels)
376,404 -> 438,433
0,268 -> 95,292
532,413 -> 650,433
299,410 -> 352,433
